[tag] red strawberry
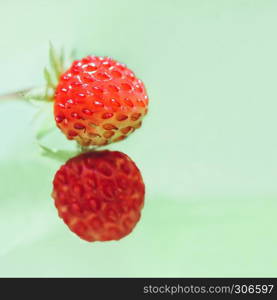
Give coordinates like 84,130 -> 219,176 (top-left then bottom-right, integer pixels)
54,56 -> 149,146
52,150 -> 145,242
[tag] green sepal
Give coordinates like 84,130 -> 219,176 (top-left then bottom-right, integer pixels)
38,144 -> 80,163
22,43 -> 86,162
23,43 -> 76,103
49,42 -> 63,81
24,87 -> 53,102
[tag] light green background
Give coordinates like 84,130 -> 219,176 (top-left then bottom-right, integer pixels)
1,0 -> 277,277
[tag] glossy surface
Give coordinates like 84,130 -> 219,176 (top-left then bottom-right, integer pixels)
54,56 -> 148,146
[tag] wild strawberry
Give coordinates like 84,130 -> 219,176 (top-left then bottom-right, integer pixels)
53,55 -> 149,146
52,150 -> 145,242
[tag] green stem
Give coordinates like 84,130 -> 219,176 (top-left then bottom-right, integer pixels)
0,88 -> 31,100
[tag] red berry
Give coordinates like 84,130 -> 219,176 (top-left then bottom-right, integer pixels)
52,150 -> 145,242
54,56 -> 149,146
